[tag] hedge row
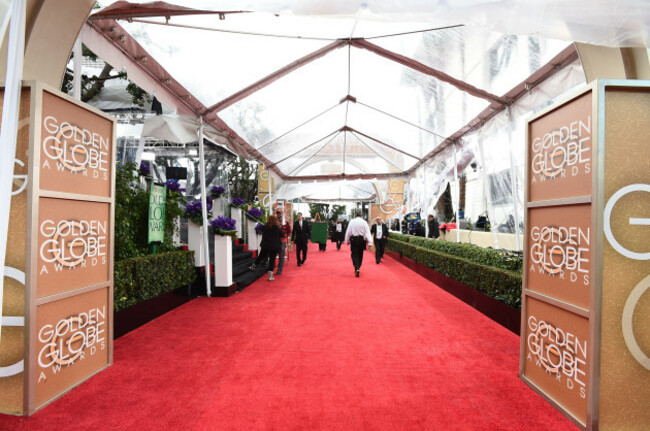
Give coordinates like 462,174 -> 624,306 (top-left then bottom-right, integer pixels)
387,238 -> 522,309
114,250 -> 196,312
389,232 -> 523,272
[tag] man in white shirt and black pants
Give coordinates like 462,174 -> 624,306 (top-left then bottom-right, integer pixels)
344,210 -> 373,277
371,217 -> 389,264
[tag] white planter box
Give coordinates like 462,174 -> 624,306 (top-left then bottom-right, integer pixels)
213,234 -> 233,287
213,197 -> 225,217
247,222 -> 261,253
187,222 -> 206,266
231,207 -> 243,238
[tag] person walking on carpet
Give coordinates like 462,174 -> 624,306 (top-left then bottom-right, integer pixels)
335,218 -> 345,250
344,210 -> 373,277
250,215 -> 284,281
291,212 -> 311,266
370,216 -> 389,264
275,209 -> 292,275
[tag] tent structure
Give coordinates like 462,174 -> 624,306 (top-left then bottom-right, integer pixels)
1,0 -> 649,332
74,0 -> 649,245
82,1 -> 583,182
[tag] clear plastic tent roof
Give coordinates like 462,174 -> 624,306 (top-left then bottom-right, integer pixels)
90,2 -> 581,185
87,1 -> 650,205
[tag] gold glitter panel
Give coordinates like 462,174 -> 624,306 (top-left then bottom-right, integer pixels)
599,88 -> 650,430
0,87 -> 30,415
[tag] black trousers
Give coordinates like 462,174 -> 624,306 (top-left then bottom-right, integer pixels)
336,232 -> 343,249
255,247 -> 279,272
350,236 -> 366,270
375,239 -> 386,262
295,240 -> 308,263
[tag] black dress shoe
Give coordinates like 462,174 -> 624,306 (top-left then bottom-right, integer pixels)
355,269 -> 360,277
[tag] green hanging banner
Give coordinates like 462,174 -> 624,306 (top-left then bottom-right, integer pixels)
148,183 -> 167,244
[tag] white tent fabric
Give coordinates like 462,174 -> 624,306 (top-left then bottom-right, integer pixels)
141,114 -> 248,158
276,179 -> 378,202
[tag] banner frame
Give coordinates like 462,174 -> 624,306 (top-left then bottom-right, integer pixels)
4,80 -> 117,415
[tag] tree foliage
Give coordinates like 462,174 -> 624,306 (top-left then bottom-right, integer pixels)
227,157 -> 258,202
115,162 -> 184,261
330,204 -> 346,220
307,203 -> 329,220
61,44 -> 151,107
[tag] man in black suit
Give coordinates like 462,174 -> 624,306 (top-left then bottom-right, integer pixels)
370,217 -> 389,264
291,212 -> 311,266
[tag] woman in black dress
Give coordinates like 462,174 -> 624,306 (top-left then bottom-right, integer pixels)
251,215 -> 284,281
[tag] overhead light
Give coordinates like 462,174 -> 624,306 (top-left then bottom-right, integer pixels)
141,152 -> 155,161
189,149 -> 198,156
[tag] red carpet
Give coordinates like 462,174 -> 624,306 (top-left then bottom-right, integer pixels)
1,243 -> 577,430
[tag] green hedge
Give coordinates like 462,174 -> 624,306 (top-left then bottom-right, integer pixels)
387,237 -> 522,309
389,232 -> 523,272
114,250 -> 196,312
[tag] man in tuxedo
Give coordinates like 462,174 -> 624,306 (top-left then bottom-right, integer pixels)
291,212 -> 311,266
371,217 -> 389,264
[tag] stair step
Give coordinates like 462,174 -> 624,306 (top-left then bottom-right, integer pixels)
234,267 -> 269,290
233,259 -> 255,278
233,251 -> 253,263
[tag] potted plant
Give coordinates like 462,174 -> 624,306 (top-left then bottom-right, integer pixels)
209,216 -> 237,238
184,199 -> 213,266
209,216 -> 237,288
164,178 -> 185,194
230,197 -> 247,209
138,160 -> 151,177
210,185 -> 226,199
229,197 -> 247,239
246,206 -> 263,220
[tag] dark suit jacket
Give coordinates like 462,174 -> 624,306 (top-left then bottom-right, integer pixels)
370,223 -> 389,243
291,220 -> 311,244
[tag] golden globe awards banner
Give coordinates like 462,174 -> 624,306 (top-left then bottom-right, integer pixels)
148,184 -> 166,244
369,178 -> 407,224
257,164 -> 274,208
0,82 -> 115,416
521,81 -> 650,430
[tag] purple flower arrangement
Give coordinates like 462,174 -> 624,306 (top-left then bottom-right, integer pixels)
139,161 -> 150,176
247,207 -> 263,220
209,216 -> 237,238
255,222 -> 264,236
230,197 -> 247,208
184,199 -> 213,225
210,185 -> 225,199
164,179 -> 185,193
